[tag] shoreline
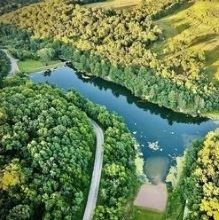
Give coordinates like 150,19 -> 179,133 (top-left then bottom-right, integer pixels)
65,61 -> 219,121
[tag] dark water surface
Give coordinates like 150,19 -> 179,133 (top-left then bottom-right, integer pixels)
31,67 -> 218,179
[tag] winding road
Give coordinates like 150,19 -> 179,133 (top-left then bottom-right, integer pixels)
83,120 -> 104,220
2,49 -> 19,75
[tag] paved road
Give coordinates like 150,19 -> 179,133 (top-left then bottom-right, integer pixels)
2,49 -> 19,75
83,120 -> 104,220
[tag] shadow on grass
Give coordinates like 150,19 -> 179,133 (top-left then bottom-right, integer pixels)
175,22 -> 190,34
205,45 -> 219,65
190,33 -> 218,48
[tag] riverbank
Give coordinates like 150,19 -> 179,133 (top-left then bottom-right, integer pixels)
68,61 -> 219,121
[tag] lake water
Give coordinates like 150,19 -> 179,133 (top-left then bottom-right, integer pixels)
31,66 -> 218,180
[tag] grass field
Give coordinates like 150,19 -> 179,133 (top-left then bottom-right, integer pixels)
18,59 -> 64,73
133,207 -> 165,220
86,0 -> 142,9
154,1 -> 219,82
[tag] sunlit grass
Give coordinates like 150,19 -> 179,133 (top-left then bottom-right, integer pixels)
155,1 -> 219,82
18,59 -> 63,73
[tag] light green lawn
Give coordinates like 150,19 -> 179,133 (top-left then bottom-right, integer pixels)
18,59 -> 64,73
133,207 -> 165,220
154,1 -> 219,82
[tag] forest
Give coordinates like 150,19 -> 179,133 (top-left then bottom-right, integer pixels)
0,75 -> 138,219
167,130 -> 219,220
0,79 -> 96,219
0,50 -> 10,80
0,0 -> 218,117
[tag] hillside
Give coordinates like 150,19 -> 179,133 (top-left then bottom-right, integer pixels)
0,0 -> 218,118
0,0 -> 106,15
155,1 -> 219,83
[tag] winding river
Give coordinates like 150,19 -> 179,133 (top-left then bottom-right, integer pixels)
31,66 -> 218,181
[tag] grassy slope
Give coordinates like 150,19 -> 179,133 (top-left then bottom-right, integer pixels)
154,1 -> 219,82
18,59 -> 64,73
86,0 -> 142,9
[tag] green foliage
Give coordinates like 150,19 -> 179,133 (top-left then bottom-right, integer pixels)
1,0 -> 162,66
167,131 -> 219,220
0,0 -> 104,16
37,48 -> 55,63
0,82 -> 95,219
0,24 -> 59,61
0,78 -> 138,219
7,204 -> 32,220
141,0 -> 187,19
133,207 -> 165,220
0,50 -> 10,79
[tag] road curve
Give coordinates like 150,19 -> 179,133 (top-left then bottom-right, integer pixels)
83,120 -> 104,220
2,49 -> 19,75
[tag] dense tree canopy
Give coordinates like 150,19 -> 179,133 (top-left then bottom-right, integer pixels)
66,88 -> 138,219
0,80 -> 95,219
167,130 -> 219,220
0,50 -> 10,79
0,76 -> 138,219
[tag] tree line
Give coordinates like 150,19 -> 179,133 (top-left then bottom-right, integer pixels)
0,50 -> 10,80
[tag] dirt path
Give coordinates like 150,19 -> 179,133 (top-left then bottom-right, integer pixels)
83,120 -> 104,220
2,49 -> 19,75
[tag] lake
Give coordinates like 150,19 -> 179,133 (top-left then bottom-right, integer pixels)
31,66 -> 218,181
